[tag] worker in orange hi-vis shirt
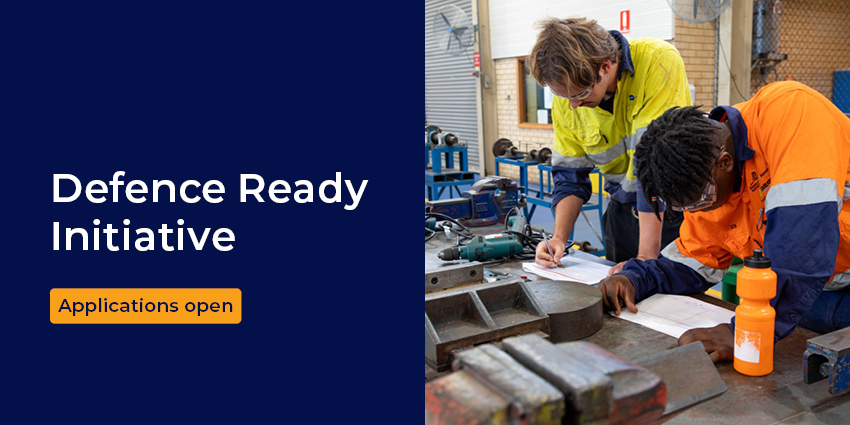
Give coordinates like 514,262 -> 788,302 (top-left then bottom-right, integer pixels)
598,81 -> 850,363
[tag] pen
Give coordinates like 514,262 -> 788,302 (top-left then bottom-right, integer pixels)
542,230 -> 556,265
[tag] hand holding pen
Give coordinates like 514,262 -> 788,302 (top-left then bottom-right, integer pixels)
535,230 -> 566,268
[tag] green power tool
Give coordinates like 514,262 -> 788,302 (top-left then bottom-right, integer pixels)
438,216 -> 527,261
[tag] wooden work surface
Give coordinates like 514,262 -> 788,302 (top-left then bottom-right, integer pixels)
425,224 -> 850,424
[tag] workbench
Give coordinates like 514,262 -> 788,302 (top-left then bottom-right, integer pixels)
425,225 -> 850,424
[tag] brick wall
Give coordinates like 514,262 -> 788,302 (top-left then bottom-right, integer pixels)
494,58 -> 553,183
675,17 -> 717,110
750,0 -> 850,100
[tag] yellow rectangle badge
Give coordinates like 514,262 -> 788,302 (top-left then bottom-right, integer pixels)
50,288 -> 242,324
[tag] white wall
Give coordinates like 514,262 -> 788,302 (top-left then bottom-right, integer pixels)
489,0 -> 674,59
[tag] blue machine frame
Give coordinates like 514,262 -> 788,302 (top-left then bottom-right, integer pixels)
493,156 -> 535,217
530,164 -> 605,256
494,157 -> 606,256
425,144 -> 476,200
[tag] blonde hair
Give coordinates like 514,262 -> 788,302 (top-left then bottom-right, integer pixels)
528,18 -> 619,89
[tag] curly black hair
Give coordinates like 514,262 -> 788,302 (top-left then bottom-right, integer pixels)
635,106 -> 724,219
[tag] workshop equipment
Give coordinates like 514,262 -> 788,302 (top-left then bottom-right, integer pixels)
425,370 -> 513,425
425,125 -> 475,200
449,345 -> 565,425
492,138 -> 552,165
425,125 -> 463,148
426,334 -> 667,425
425,217 -> 437,235
525,280 -> 603,343
804,326 -> 850,395
437,132 -> 460,147
504,335 -> 666,425
424,262 -> 483,294
424,280 -> 548,371
734,249 -> 776,376
425,339 -> 729,424
427,132 -> 460,147
437,215 -> 526,261
635,341 -> 728,415
425,125 -> 442,146
427,176 -> 526,227
530,147 -> 552,165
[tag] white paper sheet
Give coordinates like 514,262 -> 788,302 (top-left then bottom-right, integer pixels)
612,294 -> 735,339
522,255 -> 611,285
543,86 -> 554,109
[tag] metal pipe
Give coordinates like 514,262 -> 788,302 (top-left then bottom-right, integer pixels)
715,17 -> 719,107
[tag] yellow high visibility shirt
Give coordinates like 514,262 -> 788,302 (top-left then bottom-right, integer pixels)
550,35 -> 691,211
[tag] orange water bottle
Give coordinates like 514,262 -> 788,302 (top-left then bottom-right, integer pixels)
734,249 -> 777,376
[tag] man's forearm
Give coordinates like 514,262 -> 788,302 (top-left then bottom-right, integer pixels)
553,195 -> 584,242
637,211 -> 664,260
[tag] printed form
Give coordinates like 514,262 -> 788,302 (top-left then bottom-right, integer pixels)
522,256 -> 611,285
614,294 -> 735,339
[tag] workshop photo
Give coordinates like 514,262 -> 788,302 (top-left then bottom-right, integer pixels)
425,0 -> 850,423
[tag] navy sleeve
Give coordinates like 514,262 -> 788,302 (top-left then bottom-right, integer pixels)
551,166 -> 593,209
635,178 -> 667,214
757,202 -> 839,341
619,257 -> 713,302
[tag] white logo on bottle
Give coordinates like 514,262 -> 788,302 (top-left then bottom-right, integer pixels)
735,328 -> 761,363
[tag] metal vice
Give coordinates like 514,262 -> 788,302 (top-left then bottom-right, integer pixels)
425,176 -> 526,226
425,334 -> 667,425
804,326 -> 850,395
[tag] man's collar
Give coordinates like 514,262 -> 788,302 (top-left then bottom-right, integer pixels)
608,30 -> 634,80
709,106 -> 754,192
709,106 -> 754,172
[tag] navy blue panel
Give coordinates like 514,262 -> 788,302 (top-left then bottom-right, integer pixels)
620,257 -> 713,302
5,2 -> 417,422
551,166 -> 594,208
760,202 -> 839,340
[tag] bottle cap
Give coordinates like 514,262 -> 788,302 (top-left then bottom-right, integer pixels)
744,249 -> 772,269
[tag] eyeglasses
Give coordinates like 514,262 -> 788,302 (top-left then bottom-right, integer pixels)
670,178 -> 717,212
670,146 -> 726,212
566,83 -> 594,101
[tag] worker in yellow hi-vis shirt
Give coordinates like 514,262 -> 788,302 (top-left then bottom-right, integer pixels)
530,17 -> 692,271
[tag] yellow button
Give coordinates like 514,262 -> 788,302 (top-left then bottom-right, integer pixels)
50,288 -> 242,324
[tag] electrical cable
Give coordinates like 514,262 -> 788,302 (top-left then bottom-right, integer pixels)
425,212 -> 474,244
438,222 -> 474,239
426,212 -> 472,234
478,258 -> 506,267
580,211 -> 604,245
425,227 -> 437,242
427,211 -> 582,261
718,38 -> 748,101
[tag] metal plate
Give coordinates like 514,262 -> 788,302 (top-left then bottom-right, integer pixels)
526,280 -> 603,343
425,280 -> 549,371
635,341 -> 727,415
807,326 -> 850,357
424,263 -> 483,293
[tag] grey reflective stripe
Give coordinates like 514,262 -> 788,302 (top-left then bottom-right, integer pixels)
602,172 -> 626,183
552,149 -> 594,169
624,127 -> 647,151
765,179 -> 842,215
844,181 -> 850,201
620,178 -> 637,193
660,242 -> 726,284
586,138 -> 626,165
826,271 -> 850,291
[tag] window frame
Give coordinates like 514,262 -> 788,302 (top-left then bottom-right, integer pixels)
516,57 -> 554,130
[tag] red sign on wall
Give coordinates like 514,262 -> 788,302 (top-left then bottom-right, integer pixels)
473,51 -> 480,68
620,10 -> 630,34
